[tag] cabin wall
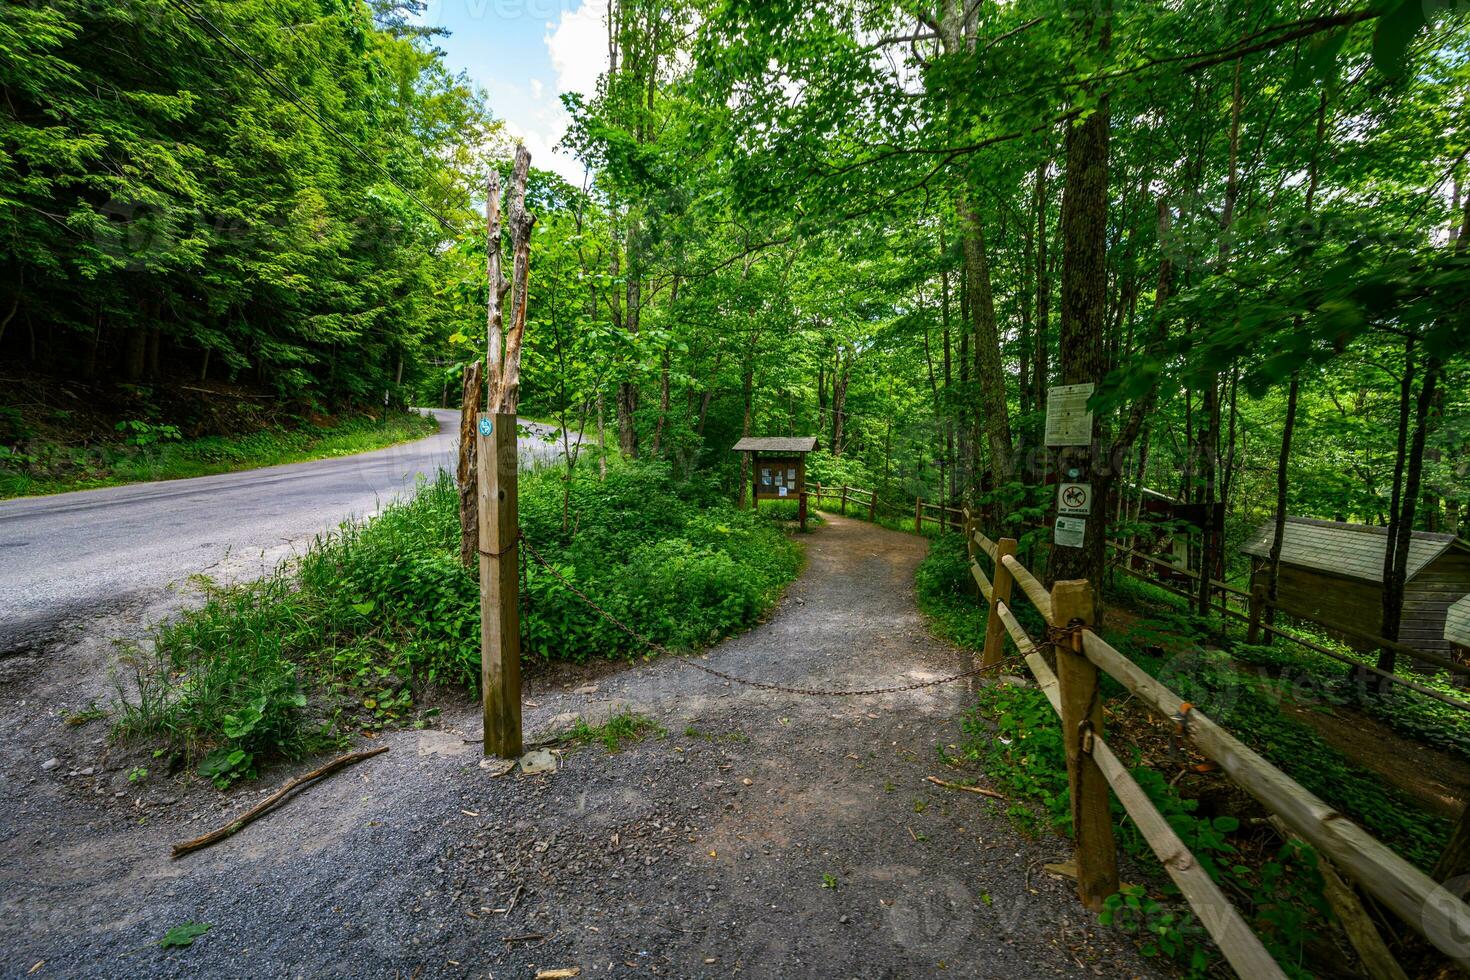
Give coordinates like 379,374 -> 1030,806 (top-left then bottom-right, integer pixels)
1250,563 -> 1384,652
1403,550 -> 1470,659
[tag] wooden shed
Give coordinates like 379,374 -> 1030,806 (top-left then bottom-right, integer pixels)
1241,517 -> 1470,660
1448,595 -> 1470,658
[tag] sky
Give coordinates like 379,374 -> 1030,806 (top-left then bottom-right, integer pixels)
414,0 -> 610,185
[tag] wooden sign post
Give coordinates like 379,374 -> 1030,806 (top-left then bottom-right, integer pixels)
477,411 -> 522,758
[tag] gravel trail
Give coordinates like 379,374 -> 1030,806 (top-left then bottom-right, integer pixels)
0,514 -> 1161,979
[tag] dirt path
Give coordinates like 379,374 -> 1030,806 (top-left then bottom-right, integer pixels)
0,515 -> 1160,979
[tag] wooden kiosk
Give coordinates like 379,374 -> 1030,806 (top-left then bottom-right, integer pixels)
733,436 -> 818,530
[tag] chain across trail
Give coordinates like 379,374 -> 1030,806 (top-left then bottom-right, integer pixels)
516,534 -> 1028,698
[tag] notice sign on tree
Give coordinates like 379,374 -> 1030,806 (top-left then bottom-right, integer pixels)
1057,482 -> 1093,516
1054,516 -> 1086,549
1045,383 -> 1095,447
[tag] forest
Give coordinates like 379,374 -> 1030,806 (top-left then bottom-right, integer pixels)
5,0 -> 1470,976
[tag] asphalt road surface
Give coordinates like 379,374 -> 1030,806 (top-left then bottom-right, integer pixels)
0,409 -> 573,653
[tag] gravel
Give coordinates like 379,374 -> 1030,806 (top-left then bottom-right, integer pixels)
0,515 -> 1165,979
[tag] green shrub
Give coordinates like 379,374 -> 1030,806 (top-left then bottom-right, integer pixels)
115,459 -> 801,780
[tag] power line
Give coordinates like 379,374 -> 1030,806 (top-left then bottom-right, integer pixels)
161,0 -> 465,236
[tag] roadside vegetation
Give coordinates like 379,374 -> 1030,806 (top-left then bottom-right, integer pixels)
916,533 -> 1454,977
114,460 -> 801,788
0,407 -> 435,499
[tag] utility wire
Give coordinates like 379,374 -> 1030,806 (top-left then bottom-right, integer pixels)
161,0 -> 465,235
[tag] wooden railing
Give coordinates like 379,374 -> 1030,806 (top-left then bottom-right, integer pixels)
812,487 -> 1467,706
808,483 -> 964,533
1101,535 -> 1470,710
964,510 -> 1470,976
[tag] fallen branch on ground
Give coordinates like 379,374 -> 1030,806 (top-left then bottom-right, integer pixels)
926,775 -> 1005,799
171,746 -> 390,858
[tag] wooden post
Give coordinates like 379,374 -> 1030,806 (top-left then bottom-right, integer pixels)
1247,583 -> 1266,644
1050,578 -> 1118,909
840,485 -> 849,515
868,490 -> 876,523
981,538 -> 1017,667
478,411 -> 522,758
751,451 -> 759,511
915,496 -> 922,534
798,491 -> 808,531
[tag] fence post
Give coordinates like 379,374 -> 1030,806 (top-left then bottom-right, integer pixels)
915,496 -> 922,534
1247,583 -> 1266,644
798,490 -> 808,531
1050,579 -> 1118,910
868,490 -> 876,523
478,411 -> 522,759
981,538 -> 1017,667
841,485 -> 849,515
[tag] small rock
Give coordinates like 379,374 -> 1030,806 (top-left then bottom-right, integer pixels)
78,766 -> 96,776
519,749 -> 558,775
839,914 -> 850,924
479,758 -> 515,777
573,684 -> 599,695
741,778 -> 753,786
40,758 -> 59,772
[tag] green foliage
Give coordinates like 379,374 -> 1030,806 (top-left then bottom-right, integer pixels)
913,534 -> 989,650
157,923 -> 211,949
1,0 -> 495,403
1,410 -> 434,499
114,459 -> 799,782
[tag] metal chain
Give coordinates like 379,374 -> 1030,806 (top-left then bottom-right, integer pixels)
517,534 -> 1028,697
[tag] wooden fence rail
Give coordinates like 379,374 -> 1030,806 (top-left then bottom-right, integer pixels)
965,510 -> 1470,975
811,486 -> 1467,703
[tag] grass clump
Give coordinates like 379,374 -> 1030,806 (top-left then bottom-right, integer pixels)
115,459 -> 801,785
560,710 -> 665,752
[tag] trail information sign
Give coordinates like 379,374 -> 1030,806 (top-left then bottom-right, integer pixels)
1057,483 -> 1093,516
1045,383 -> 1095,447
1054,516 -> 1086,549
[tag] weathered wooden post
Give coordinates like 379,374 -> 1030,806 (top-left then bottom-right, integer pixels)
981,537 -> 1018,667
914,496 -> 922,534
1247,583 -> 1267,644
478,412 -> 522,758
868,490 -> 876,523
840,485 -> 849,515
1050,578 -> 1118,909
798,490 -> 808,531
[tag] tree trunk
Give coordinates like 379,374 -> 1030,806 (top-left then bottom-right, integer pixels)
957,194 -> 1015,509
1195,59 -> 1243,619
457,361 -> 485,569
1046,0 -> 1111,607
653,346 -> 670,456
738,362 -> 754,506
596,390 -> 608,480
124,326 -> 147,380
1264,371 -> 1300,641
1266,93 -> 1327,639
1034,156 -> 1051,416
1378,353 -> 1441,680
831,351 -> 849,457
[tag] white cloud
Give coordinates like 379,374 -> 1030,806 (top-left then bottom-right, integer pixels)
546,0 -> 608,99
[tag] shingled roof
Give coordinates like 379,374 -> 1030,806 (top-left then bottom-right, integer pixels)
1239,516 -> 1465,584
1448,595 -> 1470,648
731,436 -> 818,453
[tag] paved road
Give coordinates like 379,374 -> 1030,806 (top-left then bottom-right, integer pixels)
0,409 -> 573,653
